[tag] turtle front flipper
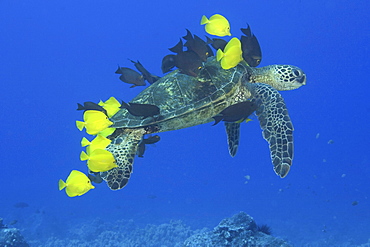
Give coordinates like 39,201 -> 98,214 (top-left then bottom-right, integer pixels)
225,122 -> 240,157
101,128 -> 146,190
247,83 -> 294,178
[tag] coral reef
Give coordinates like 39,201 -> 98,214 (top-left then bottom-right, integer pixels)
38,218 -> 193,247
0,218 -> 30,247
183,212 -> 291,247
28,212 -> 292,246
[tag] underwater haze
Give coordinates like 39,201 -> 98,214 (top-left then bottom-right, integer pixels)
1,0 -> 369,246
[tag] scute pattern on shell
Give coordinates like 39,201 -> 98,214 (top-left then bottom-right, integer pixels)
110,58 -> 249,133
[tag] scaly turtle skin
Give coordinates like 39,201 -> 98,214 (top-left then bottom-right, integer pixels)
102,57 -> 306,190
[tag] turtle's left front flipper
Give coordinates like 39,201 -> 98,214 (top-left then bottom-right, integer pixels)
225,122 -> 240,157
247,83 -> 294,177
101,128 -> 146,190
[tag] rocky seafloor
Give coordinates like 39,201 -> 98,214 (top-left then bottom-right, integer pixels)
2,212 -> 292,247
2,212 -> 370,247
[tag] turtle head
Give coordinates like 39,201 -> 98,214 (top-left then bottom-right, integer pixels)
250,64 -> 306,91
269,65 -> 306,91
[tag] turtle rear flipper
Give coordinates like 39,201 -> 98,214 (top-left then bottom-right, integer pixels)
102,128 -> 146,190
248,83 -> 294,177
225,122 -> 240,157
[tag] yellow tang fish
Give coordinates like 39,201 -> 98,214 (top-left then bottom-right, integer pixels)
59,170 -> 94,197
235,118 -> 253,124
200,14 -> 231,37
81,134 -> 111,154
76,110 -> 113,135
98,127 -> 116,138
80,149 -> 117,172
99,97 -> 121,117
216,37 -> 243,69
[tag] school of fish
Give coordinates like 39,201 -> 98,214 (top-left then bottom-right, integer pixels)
60,13 -> 263,197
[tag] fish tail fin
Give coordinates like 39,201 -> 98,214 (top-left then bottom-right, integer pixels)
205,35 -> 212,44
216,49 -> 224,61
76,121 -> 85,131
212,116 -> 223,126
200,15 -> 209,25
80,151 -> 89,161
81,137 -> 90,147
58,179 -> 66,191
77,103 -> 84,111
120,101 -> 130,110
115,65 -> 122,74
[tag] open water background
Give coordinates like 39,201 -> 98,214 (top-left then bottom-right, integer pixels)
1,0 -> 369,246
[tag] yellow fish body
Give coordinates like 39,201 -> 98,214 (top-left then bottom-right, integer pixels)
216,37 -> 243,69
81,134 -> 112,153
200,14 -> 231,37
98,127 -> 116,138
80,149 -> 117,172
235,118 -> 253,124
98,97 -> 121,117
76,110 -> 113,135
59,170 -> 94,197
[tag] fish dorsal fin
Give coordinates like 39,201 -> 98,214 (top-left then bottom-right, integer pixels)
182,29 -> 193,41
169,39 -> 183,54
240,24 -> 252,37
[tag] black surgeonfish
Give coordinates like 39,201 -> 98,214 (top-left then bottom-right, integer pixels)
115,66 -> 146,87
240,25 -> 262,67
168,39 -> 203,77
137,135 -> 161,157
212,101 -> 257,126
120,101 -> 160,118
168,38 -> 184,53
77,101 -> 107,115
88,172 -> 103,184
129,59 -> 160,84
182,29 -> 212,61
161,54 -> 176,73
175,51 -> 203,77
206,36 -> 228,51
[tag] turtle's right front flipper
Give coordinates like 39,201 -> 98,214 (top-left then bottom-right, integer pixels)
247,83 -> 294,178
102,128 -> 146,190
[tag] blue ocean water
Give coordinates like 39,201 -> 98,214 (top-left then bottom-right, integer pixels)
1,0 -> 369,246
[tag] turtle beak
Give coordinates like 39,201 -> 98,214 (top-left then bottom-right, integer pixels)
297,74 -> 306,85
292,68 -> 306,85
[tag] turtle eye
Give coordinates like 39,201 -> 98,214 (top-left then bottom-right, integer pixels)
292,69 -> 300,77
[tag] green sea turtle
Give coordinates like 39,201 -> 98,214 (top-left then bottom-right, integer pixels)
101,57 -> 306,190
